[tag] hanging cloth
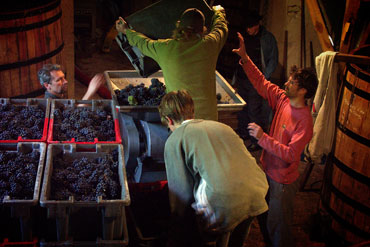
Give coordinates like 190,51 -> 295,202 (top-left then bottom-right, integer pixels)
307,51 -> 338,163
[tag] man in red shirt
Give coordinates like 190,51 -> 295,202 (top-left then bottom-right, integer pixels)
233,32 -> 318,247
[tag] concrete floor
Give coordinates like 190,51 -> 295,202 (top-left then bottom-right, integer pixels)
74,40 -> 332,247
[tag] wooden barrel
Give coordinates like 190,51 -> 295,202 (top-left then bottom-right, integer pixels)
0,0 -> 64,98
321,45 -> 370,244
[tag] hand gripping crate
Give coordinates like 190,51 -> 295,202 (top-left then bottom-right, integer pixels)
0,98 -> 50,143
0,142 -> 46,242
39,143 -> 130,246
47,99 -> 122,144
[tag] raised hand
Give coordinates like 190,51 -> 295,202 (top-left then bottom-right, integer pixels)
232,32 -> 248,59
115,17 -> 128,34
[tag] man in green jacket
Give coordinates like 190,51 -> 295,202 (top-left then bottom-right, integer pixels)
159,90 -> 269,247
116,6 -> 228,121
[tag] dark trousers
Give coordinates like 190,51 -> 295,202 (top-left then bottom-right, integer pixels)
258,176 -> 300,247
167,211 -> 254,247
201,216 -> 255,247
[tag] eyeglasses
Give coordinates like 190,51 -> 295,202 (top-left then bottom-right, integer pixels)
288,79 -> 299,85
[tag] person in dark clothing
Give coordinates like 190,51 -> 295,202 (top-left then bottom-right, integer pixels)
38,64 -> 104,99
233,11 -> 278,152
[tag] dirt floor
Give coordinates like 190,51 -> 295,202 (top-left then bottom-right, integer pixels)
75,40 -> 332,247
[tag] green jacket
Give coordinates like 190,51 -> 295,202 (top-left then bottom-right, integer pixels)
126,10 -> 228,120
164,120 -> 269,232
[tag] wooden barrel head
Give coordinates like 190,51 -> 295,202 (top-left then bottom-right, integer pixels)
0,0 -> 64,98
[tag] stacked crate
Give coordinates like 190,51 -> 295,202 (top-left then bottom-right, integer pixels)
39,144 -> 129,246
47,99 -> 121,145
0,98 -> 50,246
0,98 -> 50,144
0,142 -> 46,245
42,99 -> 129,245
0,98 -> 131,246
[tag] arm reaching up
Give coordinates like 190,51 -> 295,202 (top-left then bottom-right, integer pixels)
232,32 -> 250,63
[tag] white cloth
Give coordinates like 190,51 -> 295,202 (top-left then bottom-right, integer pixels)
307,51 -> 338,163
192,178 -> 217,228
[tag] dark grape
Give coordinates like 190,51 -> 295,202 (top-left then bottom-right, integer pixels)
53,105 -> 115,142
0,104 -> 45,140
50,151 -> 121,201
115,78 -> 166,106
0,150 -> 40,200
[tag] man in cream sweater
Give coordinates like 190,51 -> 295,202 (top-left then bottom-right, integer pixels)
159,89 -> 269,247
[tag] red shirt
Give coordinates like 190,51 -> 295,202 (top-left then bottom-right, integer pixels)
241,58 -> 313,184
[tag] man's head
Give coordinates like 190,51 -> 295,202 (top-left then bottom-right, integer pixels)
159,90 -> 195,130
38,64 -> 68,96
172,8 -> 205,39
245,11 -> 262,36
285,66 -> 318,100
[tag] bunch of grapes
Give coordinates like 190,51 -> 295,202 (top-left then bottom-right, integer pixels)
50,150 -> 120,201
0,104 -> 45,140
0,150 -> 40,200
53,106 -> 115,142
115,78 -> 166,106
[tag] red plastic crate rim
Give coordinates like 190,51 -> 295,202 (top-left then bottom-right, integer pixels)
1,238 -> 38,247
128,180 -> 168,193
0,118 -> 49,143
47,113 -> 122,144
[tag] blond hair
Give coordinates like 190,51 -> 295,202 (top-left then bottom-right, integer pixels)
158,90 -> 195,125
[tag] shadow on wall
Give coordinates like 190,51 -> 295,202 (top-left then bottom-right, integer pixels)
271,63 -> 285,88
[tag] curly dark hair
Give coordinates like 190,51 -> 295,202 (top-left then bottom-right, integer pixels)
289,65 -> 318,99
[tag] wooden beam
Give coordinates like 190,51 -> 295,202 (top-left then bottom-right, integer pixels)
61,0 -> 75,98
281,30 -> 288,83
305,0 -> 334,51
339,0 -> 361,53
334,53 -> 370,65
301,0 -> 306,67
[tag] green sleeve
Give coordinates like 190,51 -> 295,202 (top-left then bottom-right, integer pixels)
164,132 -> 194,217
205,10 -> 228,50
125,29 -> 164,61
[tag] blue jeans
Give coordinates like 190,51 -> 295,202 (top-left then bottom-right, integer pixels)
266,176 -> 299,247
